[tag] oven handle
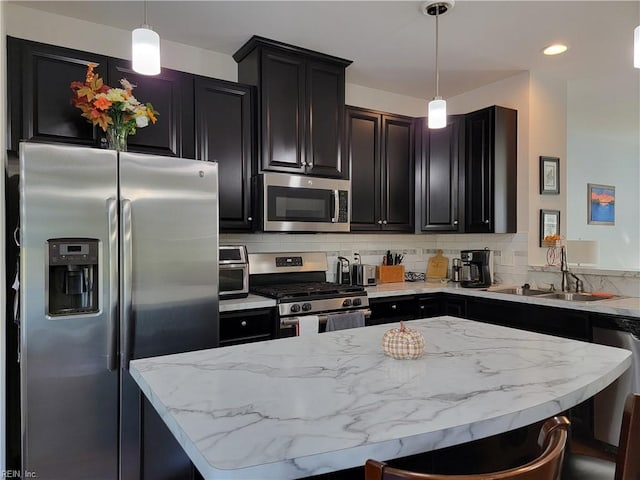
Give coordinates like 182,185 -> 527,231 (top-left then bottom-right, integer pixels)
281,308 -> 372,328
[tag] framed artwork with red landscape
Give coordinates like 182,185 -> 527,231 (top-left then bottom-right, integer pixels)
588,183 -> 615,225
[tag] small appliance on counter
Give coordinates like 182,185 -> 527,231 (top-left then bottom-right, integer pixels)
336,256 -> 351,285
460,249 -> 494,288
351,252 -> 377,286
219,245 -> 249,299
451,258 -> 462,282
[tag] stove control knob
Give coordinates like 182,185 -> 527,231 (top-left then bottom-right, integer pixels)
342,299 -> 352,307
352,298 -> 362,306
290,304 -> 301,313
302,303 -> 312,312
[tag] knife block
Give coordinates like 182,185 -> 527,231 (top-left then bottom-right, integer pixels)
376,265 -> 405,283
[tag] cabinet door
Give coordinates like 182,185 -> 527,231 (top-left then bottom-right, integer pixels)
260,50 -> 306,173
464,107 -> 494,233
346,107 -> 382,231
195,78 -> 254,232
220,309 -> 276,346
305,60 -> 346,178
107,60 -> 194,158
382,115 -> 415,232
15,38 -> 108,148
417,297 -> 442,318
418,115 -> 462,231
368,296 -> 418,325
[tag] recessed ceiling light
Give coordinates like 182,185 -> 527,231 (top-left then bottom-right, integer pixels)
543,44 -> 568,56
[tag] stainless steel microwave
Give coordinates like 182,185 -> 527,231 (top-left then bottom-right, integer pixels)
256,172 -> 350,232
219,246 -> 249,299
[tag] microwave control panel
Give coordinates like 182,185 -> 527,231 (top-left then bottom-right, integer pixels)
338,190 -> 348,223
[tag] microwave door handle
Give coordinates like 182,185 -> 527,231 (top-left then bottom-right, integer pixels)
332,189 -> 339,223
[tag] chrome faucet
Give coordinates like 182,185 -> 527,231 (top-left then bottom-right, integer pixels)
570,273 -> 584,293
560,246 -> 571,292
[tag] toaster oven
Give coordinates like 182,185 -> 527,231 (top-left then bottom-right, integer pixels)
219,246 -> 249,299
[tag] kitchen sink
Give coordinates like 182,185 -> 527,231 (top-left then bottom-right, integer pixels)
540,293 -> 610,302
492,288 -> 550,296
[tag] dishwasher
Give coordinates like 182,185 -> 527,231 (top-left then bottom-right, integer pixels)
592,315 -> 639,446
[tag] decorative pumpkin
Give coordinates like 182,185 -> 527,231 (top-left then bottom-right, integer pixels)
382,321 -> 425,359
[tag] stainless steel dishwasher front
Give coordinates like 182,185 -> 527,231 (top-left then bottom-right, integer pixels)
592,320 -> 639,446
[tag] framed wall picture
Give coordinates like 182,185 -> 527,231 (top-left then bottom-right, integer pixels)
588,183 -> 615,225
540,209 -> 561,246
540,156 -> 560,194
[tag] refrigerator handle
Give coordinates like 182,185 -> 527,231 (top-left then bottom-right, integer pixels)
107,197 -> 118,371
121,198 -> 134,370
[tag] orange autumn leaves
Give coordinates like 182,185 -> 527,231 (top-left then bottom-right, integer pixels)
70,63 -> 158,133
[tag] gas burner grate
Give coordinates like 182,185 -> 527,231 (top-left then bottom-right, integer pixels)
251,282 -> 364,300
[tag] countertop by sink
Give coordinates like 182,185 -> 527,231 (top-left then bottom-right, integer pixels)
219,283 -> 640,318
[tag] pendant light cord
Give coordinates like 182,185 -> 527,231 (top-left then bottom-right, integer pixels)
144,0 -> 148,26
435,8 -> 440,98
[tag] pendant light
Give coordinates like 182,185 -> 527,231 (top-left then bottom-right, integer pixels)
423,0 -> 453,129
132,1 -> 161,75
634,24 -> 640,68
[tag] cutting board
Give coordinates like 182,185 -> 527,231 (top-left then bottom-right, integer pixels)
426,250 -> 449,280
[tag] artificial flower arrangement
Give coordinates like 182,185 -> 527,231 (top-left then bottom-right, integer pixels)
70,63 -> 158,136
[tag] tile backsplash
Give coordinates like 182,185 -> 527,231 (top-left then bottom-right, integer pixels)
220,232 -> 640,298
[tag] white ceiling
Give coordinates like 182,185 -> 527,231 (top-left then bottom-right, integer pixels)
12,1 -> 640,99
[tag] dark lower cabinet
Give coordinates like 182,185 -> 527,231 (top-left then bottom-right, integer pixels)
194,77 -> 254,231
8,36 -> 109,150
416,115 -> 464,232
346,106 -> 415,232
219,308 -> 277,346
464,106 -> 517,233
368,296 -> 418,325
108,59 -> 194,158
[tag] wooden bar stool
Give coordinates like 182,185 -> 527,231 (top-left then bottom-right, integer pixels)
565,393 -> 640,480
365,416 -> 570,480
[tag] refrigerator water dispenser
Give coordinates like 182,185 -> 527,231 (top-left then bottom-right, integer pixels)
48,238 -> 99,316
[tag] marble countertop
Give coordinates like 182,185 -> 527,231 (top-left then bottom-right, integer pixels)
219,294 -> 277,312
130,316 -> 631,479
365,282 -> 640,318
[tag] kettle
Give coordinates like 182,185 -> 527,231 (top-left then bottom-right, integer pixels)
336,256 -> 351,285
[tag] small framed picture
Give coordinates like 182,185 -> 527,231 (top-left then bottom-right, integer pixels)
588,183 -> 615,225
540,209 -> 560,246
540,156 -> 560,194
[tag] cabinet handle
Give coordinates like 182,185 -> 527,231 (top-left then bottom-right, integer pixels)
453,220 -> 458,225
484,219 -> 490,224
378,220 -> 383,224
247,216 -> 253,222
391,304 -> 397,310
241,320 -> 247,327
382,220 -> 388,225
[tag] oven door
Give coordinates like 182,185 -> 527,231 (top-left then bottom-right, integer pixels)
260,173 -> 350,232
219,264 -> 249,299
279,308 -> 372,337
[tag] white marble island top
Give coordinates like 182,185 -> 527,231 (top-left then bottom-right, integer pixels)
130,316 -> 631,480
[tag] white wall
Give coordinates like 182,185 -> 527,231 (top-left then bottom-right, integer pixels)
567,74 -> 640,270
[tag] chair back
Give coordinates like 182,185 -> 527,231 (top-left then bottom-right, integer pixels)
365,416 -> 570,480
616,393 -> 640,480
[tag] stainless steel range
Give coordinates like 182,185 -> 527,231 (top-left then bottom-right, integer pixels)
248,252 -> 370,335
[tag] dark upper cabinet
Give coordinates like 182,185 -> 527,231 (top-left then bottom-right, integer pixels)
464,105 -> 517,233
107,60 -> 194,158
194,77 -> 255,232
234,36 -> 351,178
415,115 -> 464,232
346,106 -> 415,232
7,36 -> 109,150
7,37 -> 194,158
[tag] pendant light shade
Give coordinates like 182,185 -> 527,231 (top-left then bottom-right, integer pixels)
423,1 -> 453,130
634,25 -> 640,69
428,97 -> 447,129
132,1 -> 160,76
132,27 -> 160,75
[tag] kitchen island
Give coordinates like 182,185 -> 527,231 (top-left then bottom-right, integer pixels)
130,316 -> 631,479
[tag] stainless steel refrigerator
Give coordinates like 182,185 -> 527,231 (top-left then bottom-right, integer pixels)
18,142 -> 219,479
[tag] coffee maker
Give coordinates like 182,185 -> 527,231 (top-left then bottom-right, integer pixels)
460,249 -> 494,288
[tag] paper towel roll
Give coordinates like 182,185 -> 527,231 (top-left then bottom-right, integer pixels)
296,316 -> 320,336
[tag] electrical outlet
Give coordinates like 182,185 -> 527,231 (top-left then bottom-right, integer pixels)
501,250 -> 515,266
